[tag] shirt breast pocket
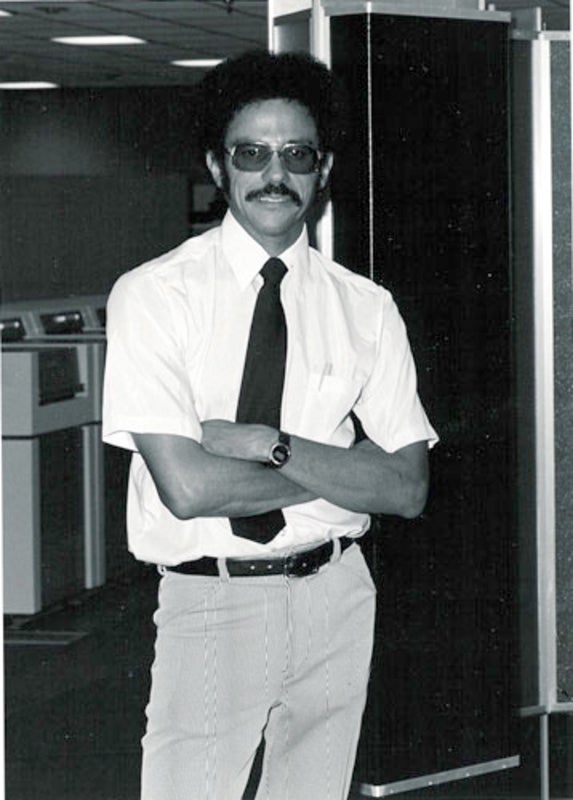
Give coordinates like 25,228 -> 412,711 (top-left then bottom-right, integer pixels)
296,371 -> 363,442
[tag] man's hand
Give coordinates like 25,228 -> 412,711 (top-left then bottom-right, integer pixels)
201,420 -> 277,463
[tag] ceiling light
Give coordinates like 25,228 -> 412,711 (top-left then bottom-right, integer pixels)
52,35 -> 146,46
172,59 -> 223,68
0,81 -> 59,90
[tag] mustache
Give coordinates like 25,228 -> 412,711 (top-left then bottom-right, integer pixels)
245,183 -> 303,207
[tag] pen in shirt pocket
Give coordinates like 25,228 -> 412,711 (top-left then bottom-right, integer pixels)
318,362 -> 333,390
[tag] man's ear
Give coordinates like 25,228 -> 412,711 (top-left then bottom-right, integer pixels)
206,151 -> 224,190
318,152 -> 334,192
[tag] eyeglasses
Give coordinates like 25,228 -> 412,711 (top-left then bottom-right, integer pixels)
224,141 -> 322,174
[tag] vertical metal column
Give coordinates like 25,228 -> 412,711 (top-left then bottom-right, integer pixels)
540,715 -> 550,800
82,423 -> 105,589
531,35 -> 558,719
513,16 -> 572,800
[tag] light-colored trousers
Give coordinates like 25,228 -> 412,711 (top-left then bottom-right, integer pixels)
141,542 -> 376,800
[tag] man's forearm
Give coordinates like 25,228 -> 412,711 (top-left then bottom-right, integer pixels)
200,421 -> 429,519
132,432 -> 316,521
186,452 -> 317,518
280,436 -> 428,517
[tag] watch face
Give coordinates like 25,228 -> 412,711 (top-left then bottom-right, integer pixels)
269,432 -> 291,468
272,443 -> 289,466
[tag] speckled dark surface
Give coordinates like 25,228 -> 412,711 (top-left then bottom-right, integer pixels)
551,40 -> 573,707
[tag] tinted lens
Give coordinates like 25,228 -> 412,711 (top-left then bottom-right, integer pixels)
281,144 -> 319,173
232,143 -> 272,171
231,143 -> 319,174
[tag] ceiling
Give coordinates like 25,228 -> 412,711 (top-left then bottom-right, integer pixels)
0,0 -> 268,87
0,0 -> 568,90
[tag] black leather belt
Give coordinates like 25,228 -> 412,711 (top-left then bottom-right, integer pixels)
166,537 -> 354,579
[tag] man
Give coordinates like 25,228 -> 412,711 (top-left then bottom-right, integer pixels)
103,50 -> 437,800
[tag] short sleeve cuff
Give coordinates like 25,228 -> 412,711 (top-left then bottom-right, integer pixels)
102,415 -> 202,452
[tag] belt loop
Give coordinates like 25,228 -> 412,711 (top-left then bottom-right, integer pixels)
330,537 -> 342,564
217,557 -> 231,582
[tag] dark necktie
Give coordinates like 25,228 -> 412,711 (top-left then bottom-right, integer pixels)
230,258 -> 288,543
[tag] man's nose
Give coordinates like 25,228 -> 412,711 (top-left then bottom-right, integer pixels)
262,151 -> 288,182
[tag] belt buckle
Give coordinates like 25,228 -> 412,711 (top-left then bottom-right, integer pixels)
284,551 -> 319,578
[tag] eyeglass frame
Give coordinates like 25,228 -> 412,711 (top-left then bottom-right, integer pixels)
223,141 -> 324,174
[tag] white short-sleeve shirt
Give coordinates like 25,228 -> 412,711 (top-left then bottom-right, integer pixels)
103,211 -> 438,564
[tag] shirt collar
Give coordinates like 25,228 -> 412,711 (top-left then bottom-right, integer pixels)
221,210 -> 309,291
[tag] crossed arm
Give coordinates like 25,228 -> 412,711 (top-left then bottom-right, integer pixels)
133,420 -> 429,522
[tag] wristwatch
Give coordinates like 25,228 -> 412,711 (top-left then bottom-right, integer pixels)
268,430 -> 291,469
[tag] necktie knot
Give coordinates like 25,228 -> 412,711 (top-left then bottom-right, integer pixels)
261,258 -> 287,288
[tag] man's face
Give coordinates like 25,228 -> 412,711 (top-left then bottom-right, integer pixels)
206,98 -> 333,255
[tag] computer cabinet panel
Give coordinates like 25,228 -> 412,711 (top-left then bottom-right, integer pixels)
330,12 -> 516,788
